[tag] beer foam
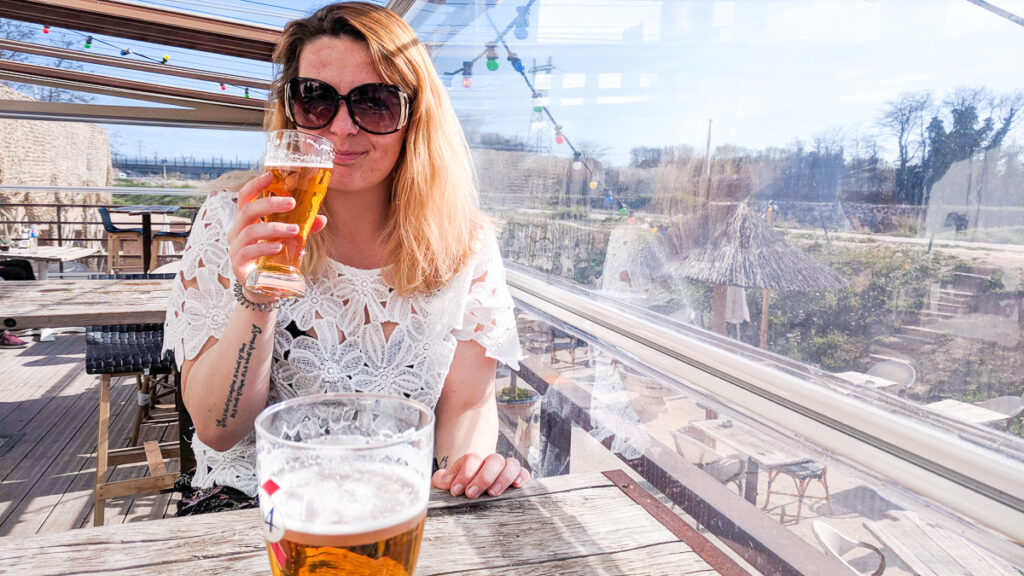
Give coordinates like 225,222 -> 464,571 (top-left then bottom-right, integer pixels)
269,462 -> 428,540
264,157 -> 332,169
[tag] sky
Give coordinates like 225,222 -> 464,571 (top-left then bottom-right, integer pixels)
6,0 -> 1024,167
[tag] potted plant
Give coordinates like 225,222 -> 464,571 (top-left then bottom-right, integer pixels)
0,234 -> 10,251
496,381 -> 541,461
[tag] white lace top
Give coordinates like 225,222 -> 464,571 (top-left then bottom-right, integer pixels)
163,191 -> 522,496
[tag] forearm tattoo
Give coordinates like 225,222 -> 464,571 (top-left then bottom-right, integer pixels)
216,324 -> 263,428
433,455 -> 449,474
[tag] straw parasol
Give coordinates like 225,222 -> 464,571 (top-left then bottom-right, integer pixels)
679,204 -> 847,347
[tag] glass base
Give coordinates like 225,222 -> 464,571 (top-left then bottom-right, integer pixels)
246,267 -> 306,299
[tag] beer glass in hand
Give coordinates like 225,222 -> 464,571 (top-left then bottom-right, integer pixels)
245,130 -> 333,298
255,394 -> 434,576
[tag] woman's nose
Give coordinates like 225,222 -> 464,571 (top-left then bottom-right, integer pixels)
328,101 -> 360,136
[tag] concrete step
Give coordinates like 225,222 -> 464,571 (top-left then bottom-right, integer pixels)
898,325 -> 946,343
937,297 -> 966,311
970,264 -> 1002,277
953,272 -> 988,293
920,309 -> 958,322
937,292 -> 973,305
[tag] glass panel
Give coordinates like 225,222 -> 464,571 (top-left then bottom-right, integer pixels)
419,0 -> 1024,570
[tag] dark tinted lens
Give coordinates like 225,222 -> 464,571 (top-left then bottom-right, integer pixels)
348,84 -> 402,134
290,79 -> 339,128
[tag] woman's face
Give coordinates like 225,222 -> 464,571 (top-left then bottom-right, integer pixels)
296,35 -> 407,197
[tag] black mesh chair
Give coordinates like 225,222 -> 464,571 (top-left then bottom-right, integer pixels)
98,207 -> 142,274
85,273 -> 181,525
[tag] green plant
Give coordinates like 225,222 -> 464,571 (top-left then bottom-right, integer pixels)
498,385 -> 537,401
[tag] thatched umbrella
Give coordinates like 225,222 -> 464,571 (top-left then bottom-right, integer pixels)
680,204 -> 846,347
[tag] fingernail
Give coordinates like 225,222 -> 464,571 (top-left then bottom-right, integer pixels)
452,483 -> 463,495
466,486 -> 479,498
441,473 -> 453,484
287,224 -> 299,233
267,242 -> 282,252
488,486 -> 500,497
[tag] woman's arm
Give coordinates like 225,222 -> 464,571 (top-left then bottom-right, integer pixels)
431,339 -> 530,498
182,172 -> 326,451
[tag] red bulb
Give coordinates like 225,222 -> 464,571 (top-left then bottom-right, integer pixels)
555,134 -> 565,144
220,83 -> 226,90
42,26 -> 50,34
462,76 -> 472,88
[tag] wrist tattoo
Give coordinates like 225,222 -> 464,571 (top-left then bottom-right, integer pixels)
433,455 -> 449,474
216,324 -> 262,428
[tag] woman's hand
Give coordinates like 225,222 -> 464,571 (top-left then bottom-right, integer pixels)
432,453 -> 531,499
227,172 -> 327,288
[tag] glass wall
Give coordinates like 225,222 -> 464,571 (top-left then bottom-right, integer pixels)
416,0 -> 1024,572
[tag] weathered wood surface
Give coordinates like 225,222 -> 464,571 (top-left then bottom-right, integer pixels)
864,511 -> 1019,576
0,472 -> 722,576
689,418 -> 809,469
924,399 -> 1009,426
0,336 -> 179,535
1,246 -> 99,263
0,279 -> 171,330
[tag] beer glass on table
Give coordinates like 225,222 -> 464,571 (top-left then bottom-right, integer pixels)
245,129 -> 333,298
255,394 -> 434,576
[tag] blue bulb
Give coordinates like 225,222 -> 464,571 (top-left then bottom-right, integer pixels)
514,26 -> 528,40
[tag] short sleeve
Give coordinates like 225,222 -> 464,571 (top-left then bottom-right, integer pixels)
162,192 -> 238,368
452,230 -> 524,370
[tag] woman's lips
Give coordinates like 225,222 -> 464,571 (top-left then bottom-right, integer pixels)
334,151 -> 365,163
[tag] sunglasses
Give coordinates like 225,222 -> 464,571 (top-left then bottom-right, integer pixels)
284,77 -> 410,135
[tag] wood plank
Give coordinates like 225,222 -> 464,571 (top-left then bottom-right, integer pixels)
0,473 -> 719,576
0,377 -> 136,535
0,279 -> 172,330
446,543 -> 717,575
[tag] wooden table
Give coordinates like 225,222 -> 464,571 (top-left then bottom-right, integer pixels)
835,371 -> 899,390
0,471 -> 744,576
0,279 -> 171,330
690,418 -> 811,505
1,246 -> 99,280
864,511 -> 1019,576
925,399 -> 1010,426
108,205 -> 179,272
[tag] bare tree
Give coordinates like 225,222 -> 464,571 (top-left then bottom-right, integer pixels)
0,19 -> 93,103
879,91 -> 932,204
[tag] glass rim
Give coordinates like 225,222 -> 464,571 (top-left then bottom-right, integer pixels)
266,128 -> 334,150
254,392 -> 435,453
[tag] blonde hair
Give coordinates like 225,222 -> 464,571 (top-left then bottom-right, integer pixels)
266,2 -> 484,296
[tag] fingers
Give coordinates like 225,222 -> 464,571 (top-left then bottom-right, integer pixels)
309,214 -> 328,235
484,457 -> 522,497
236,171 -> 272,205
462,453 -> 507,499
446,453 -> 483,497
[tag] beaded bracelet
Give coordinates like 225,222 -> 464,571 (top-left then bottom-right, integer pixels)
233,280 -> 281,312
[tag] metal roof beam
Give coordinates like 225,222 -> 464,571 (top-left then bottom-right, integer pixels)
0,39 -> 271,90
0,0 -> 280,61
0,99 -> 262,129
0,59 -> 266,109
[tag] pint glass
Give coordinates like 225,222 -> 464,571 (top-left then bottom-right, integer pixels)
254,394 -> 434,576
245,129 -> 333,298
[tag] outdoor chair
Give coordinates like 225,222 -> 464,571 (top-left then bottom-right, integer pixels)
85,273 -> 179,525
671,427 -> 745,494
811,521 -> 886,575
149,224 -> 191,272
98,207 -> 142,274
764,459 -> 833,524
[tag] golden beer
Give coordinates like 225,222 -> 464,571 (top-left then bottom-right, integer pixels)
246,129 -> 334,298
264,464 -> 428,576
249,163 -> 331,297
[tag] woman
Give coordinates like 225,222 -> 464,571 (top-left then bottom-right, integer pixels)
163,2 -> 527,515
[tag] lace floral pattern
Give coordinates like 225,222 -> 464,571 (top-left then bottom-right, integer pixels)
163,191 -> 522,496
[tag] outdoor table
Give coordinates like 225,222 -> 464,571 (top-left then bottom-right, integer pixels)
0,279 -> 171,331
834,371 -> 899,390
0,471 -> 742,576
0,246 -> 99,280
690,418 -> 811,505
925,399 -> 1011,427
863,510 -> 1019,576
108,205 -> 179,273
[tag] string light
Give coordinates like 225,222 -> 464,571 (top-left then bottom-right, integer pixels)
485,43 -> 499,71
84,36 -> 93,49
161,54 -> 170,64
555,126 -> 564,145
120,48 -> 131,56
244,87 -> 250,98
220,83 -> 227,90
513,6 -> 530,40
461,61 -> 473,88
42,25 -> 50,34
572,152 -> 582,170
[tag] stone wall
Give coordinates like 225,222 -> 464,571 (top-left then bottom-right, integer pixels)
0,84 -> 112,242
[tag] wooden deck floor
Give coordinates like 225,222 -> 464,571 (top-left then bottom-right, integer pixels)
0,332 -> 179,537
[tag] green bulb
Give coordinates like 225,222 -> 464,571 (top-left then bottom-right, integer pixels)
619,207 -> 628,215
486,59 -> 499,71
533,105 -> 543,112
